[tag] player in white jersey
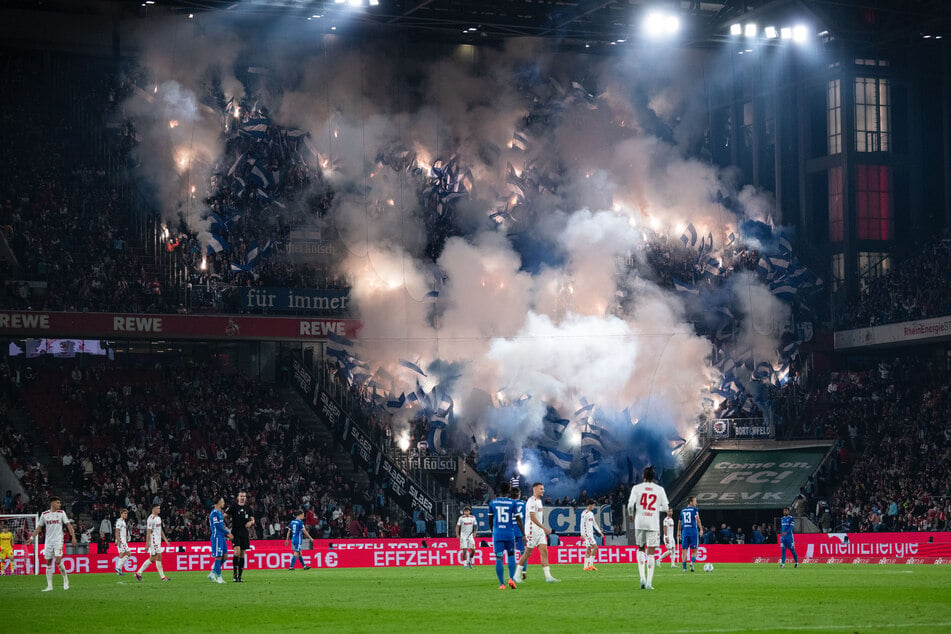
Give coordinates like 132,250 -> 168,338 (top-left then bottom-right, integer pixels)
28,496 -> 77,591
655,508 -> 678,568
513,482 -> 559,583
627,466 -> 669,590
455,506 -> 478,568
135,503 -> 171,582
114,508 -> 131,575
580,500 -> 605,571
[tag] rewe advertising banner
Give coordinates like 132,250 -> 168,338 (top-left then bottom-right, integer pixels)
9,533 -> 950,574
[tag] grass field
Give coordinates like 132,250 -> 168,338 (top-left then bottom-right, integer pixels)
5,563 -> 951,633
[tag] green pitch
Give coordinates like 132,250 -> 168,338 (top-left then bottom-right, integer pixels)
5,563 -> 951,633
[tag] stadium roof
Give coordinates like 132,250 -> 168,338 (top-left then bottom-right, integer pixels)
5,0 -> 951,51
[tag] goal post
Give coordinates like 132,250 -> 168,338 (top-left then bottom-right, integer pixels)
0,514 -> 39,575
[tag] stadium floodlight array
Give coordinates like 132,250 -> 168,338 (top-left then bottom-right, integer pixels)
0,514 -> 39,576
730,22 -> 812,44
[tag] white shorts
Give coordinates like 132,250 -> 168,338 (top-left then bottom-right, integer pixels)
664,535 -> 676,548
459,535 -> 475,550
148,543 -> 163,557
525,530 -> 546,549
43,542 -> 63,559
582,535 -> 598,548
116,540 -> 129,553
635,529 -> 660,549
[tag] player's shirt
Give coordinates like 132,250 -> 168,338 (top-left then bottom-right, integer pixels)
524,496 -> 545,537
209,509 -> 226,540
226,504 -> 253,536
115,518 -> 128,544
288,518 -> 304,545
581,509 -> 602,540
38,510 -> 70,545
780,515 -> 795,542
680,506 -> 700,536
456,515 -> 477,539
663,516 -> 675,542
627,482 -> 669,531
488,497 -> 519,539
0,531 -> 12,550
513,499 -> 526,536
147,515 -> 162,546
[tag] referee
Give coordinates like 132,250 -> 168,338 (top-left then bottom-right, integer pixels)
225,491 -> 255,582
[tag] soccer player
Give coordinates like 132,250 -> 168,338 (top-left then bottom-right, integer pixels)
510,487 -> 528,579
114,508 -> 132,575
208,496 -> 233,583
779,506 -> 799,568
0,521 -> 14,575
285,510 -> 313,570
513,482 -> 560,583
27,496 -> 77,591
627,466 -> 669,590
580,500 -> 604,571
225,491 -> 255,582
657,508 -> 677,568
487,482 -> 520,589
678,496 -> 703,572
135,503 -> 171,582
455,506 -> 477,569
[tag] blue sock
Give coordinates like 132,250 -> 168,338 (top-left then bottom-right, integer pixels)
495,558 -> 505,585
507,553 -> 516,580
213,560 -> 221,575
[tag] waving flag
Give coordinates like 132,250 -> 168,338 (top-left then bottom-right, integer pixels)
398,359 -> 427,377
680,223 -> 698,247
538,444 -> 574,470
206,234 -> 230,254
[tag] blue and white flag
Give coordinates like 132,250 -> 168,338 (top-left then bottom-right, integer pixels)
680,223 -> 698,247
398,359 -> 427,377
206,234 -> 230,254
538,444 -> 573,470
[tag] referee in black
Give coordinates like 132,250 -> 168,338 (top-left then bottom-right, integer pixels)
225,491 -> 255,582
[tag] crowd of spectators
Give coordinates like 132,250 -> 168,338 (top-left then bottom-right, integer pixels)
791,357 -> 950,532
10,356 -> 413,544
835,239 -> 951,329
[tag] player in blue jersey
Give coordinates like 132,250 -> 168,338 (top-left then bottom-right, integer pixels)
779,507 -> 799,568
207,496 -> 233,584
488,482 -> 522,589
286,510 -> 314,570
510,487 -> 529,580
678,496 -> 703,572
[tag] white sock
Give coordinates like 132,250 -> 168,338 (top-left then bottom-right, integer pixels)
46,563 -> 54,587
137,560 -> 151,574
514,564 -> 523,578
156,562 -> 165,578
636,550 -> 646,581
646,555 -> 655,586
543,565 -> 552,580
61,569 -> 69,585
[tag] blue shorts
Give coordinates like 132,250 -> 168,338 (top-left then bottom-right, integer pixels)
291,540 -> 302,552
681,533 -> 699,549
493,536 -> 515,556
781,538 -> 795,548
514,535 -> 524,551
211,536 -> 227,558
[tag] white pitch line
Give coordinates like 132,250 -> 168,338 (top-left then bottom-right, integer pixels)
670,623 -> 951,633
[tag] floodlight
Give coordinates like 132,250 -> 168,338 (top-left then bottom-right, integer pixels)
792,24 -> 808,42
730,23 -> 742,36
744,23 -> 757,37
764,26 -> 778,39
780,27 -> 792,39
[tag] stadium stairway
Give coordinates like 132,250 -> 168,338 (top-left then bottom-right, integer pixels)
278,385 -> 373,493
4,403 -> 73,506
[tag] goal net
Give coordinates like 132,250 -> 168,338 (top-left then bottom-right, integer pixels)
0,514 -> 39,575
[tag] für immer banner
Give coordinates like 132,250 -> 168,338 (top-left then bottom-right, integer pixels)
237,287 -> 350,314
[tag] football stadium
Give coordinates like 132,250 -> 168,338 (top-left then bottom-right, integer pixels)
1,1 -> 949,632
